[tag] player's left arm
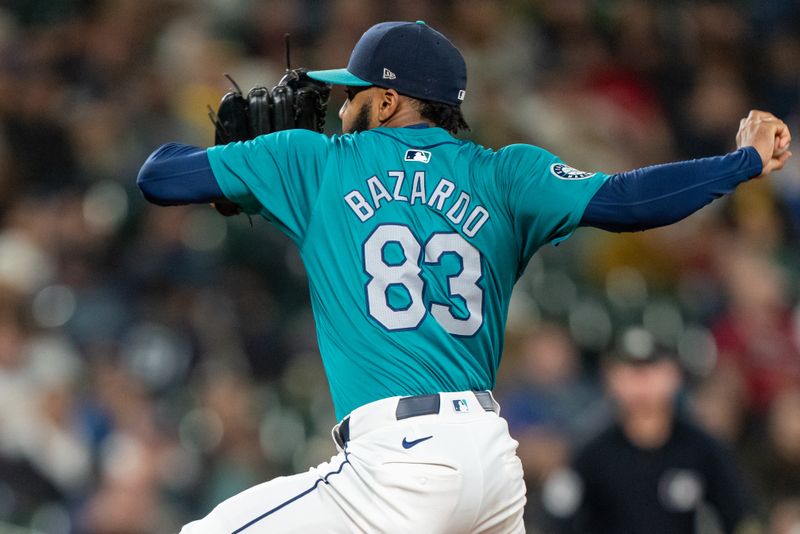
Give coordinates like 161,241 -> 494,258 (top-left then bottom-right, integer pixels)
581,110 -> 792,231
138,129 -> 331,243
137,143 -> 225,206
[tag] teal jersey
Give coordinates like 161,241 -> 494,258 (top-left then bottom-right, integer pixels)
207,126 -> 608,420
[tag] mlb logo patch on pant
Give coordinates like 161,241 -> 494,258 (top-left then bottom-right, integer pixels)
452,399 -> 469,412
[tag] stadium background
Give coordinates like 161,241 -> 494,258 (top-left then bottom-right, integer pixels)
0,0 -> 799,532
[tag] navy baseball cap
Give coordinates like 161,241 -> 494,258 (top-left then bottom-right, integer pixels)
308,21 -> 467,106
609,327 -> 677,366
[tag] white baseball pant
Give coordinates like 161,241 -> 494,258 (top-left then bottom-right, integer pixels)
180,390 -> 526,533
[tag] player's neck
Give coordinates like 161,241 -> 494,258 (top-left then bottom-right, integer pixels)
376,108 -> 434,129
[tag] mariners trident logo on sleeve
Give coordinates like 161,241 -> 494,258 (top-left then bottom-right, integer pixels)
550,163 -> 595,180
404,149 -> 431,163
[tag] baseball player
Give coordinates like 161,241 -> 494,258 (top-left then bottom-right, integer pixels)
137,21 -> 791,533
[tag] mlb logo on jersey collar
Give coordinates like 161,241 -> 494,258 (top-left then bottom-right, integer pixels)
405,149 -> 431,163
452,399 -> 469,412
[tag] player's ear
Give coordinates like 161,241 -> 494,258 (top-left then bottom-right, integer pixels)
377,88 -> 400,122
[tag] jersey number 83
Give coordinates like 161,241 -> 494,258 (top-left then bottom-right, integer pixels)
363,224 -> 484,336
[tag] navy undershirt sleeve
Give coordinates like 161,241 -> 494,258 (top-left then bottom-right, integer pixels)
137,143 -> 224,206
580,147 -> 763,232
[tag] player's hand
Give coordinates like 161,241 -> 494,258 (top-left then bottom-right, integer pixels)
211,199 -> 242,216
736,109 -> 792,176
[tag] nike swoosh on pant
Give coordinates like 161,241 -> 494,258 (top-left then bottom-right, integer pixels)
402,435 -> 434,449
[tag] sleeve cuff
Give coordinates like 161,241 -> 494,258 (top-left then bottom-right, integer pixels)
740,146 -> 764,177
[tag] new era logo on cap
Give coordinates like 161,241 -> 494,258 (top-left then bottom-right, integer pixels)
457,90 -> 466,101
383,68 -> 396,80
404,149 -> 431,163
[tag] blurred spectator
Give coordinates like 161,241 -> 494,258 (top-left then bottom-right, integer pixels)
690,366 -> 748,445
499,324 -> 603,527
501,323 -> 602,448
745,388 -> 800,511
547,328 -> 761,534
0,292 -> 89,531
769,497 -> 800,534
712,246 -> 800,414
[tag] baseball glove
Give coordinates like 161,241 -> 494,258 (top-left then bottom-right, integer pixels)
209,68 -> 331,145
207,69 -> 331,216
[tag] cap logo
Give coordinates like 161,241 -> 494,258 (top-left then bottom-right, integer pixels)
382,68 -> 396,80
457,90 -> 466,101
404,149 -> 431,163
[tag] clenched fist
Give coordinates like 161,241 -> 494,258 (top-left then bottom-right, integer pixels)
736,109 -> 792,176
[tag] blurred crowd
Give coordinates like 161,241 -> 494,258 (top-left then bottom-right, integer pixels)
0,0 -> 798,532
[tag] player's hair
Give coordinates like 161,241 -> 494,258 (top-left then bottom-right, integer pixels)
413,99 -> 470,135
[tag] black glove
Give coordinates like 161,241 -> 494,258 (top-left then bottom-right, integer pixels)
210,69 -> 331,145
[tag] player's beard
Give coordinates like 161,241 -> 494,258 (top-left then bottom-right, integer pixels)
345,98 -> 372,134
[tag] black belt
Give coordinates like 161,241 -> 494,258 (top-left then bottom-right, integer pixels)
337,391 -> 495,445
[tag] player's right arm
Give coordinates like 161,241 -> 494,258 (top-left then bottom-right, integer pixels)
580,110 -> 791,232
499,110 -> 791,265
137,129 -> 331,243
